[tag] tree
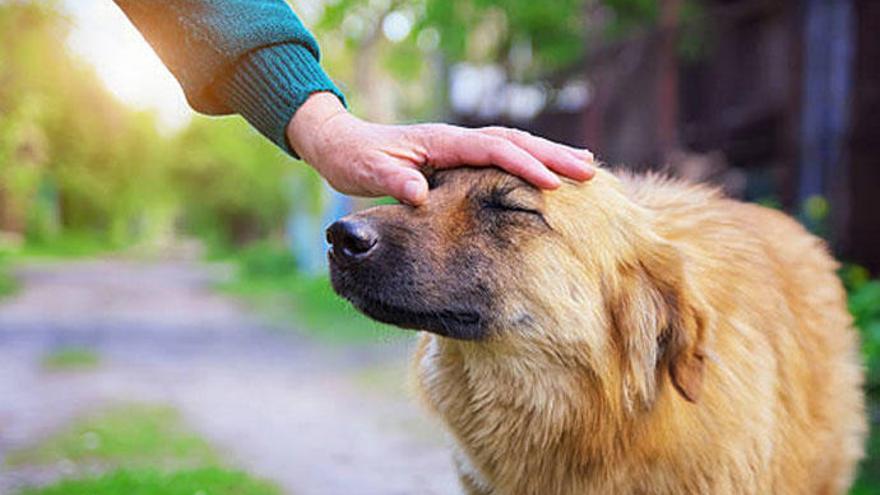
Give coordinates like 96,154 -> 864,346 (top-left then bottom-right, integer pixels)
309,0 -> 669,121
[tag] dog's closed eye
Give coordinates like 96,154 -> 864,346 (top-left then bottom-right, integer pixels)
481,186 -> 543,218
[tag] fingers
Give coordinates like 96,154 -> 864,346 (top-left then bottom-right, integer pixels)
316,120 -> 596,205
423,127 -> 563,189
374,163 -> 429,206
415,125 -> 595,190
479,127 -> 595,181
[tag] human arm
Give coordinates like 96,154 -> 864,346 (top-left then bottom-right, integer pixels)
288,93 -> 595,204
113,0 -> 344,153
114,0 -> 595,205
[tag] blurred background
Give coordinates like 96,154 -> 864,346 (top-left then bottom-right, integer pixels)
0,0 -> 877,494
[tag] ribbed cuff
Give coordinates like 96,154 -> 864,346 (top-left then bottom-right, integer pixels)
219,43 -> 346,157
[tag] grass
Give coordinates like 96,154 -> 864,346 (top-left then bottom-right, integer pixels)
6,404 -> 216,468
17,232 -> 116,259
21,232 -> 110,258
41,348 -> 101,371
0,232 -> 111,301
0,231 -> 118,298
16,467 -> 281,495
218,242 -> 401,344
7,403 -> 281,495
223,272 -> 401,343
0,259 -> 18,298
0,248 -> 19,298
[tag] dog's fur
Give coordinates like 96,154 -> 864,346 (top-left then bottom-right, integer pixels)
329,167 -> 866,494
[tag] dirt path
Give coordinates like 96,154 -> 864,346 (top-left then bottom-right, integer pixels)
0,259 -> 458,494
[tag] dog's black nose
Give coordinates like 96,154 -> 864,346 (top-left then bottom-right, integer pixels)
326,218 -> 379,261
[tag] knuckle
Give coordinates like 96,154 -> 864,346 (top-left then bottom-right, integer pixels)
480,126 -> 505,135
406,124 -> 443,146
483,126 -> 529,141
464,132 -> 496,150
484,135 -> 511,153
508,128 -> 531,139
412,123 -> 440,136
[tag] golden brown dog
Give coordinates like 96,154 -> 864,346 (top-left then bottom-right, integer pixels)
326,167 -> 866,494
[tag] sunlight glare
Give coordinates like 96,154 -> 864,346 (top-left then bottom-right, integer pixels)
62,0 -> 193,132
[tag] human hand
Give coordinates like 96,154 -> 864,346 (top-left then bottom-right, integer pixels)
286,92 -> 596,205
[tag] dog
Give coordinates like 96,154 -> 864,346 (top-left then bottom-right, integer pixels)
326,166 -> 866,494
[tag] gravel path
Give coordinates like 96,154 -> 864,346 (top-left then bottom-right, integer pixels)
0,259 -> 458,494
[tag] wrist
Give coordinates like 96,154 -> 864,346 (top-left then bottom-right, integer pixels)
286,92 -> 348,163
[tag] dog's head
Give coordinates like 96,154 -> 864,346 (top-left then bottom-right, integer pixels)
328,167 -> 709,407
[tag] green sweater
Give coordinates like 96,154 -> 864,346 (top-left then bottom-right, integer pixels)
113,0 -> 345,155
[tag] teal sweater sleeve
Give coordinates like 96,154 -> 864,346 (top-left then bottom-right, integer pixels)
113,0 -> 345,155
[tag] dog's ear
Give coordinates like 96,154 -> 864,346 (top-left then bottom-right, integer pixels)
608,240 -> 709,410
661,263 -> 709,404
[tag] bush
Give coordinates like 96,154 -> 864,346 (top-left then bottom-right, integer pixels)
841,265 -> 880,391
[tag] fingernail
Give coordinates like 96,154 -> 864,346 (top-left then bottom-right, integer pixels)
575,151 -> 596,180
564,155 -> 593,179
403,179 -> 426,204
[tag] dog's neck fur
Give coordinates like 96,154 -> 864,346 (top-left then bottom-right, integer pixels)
415,333 -> 697,495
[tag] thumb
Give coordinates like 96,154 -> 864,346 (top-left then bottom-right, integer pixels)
379,166 -> 428,205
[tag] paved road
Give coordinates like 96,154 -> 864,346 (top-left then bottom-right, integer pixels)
0,259 -> 458,494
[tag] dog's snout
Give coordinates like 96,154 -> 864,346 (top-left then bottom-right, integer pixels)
327,218 -> 379,262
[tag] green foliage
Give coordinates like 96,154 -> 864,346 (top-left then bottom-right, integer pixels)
313,0 -> 705,122
0,2 -> 173,247
316,0 -> 678,79
0,2 -> 174,243
6,403 -> 216,467
846,272 -> 880,332
280,274 -> 400,343
800,194 -> 832,239
0,268 -> 15,298
221,243 -> 399,344
19,231 -> 114,258
0,2 -> 326,253
41,347 -> 101,371
840,264 -> 880,493
17,468 -> 281,495
841,265 -> 880,391
754,196 -> 783,210
0,252 -> 17,298
851,405 -> 880,495
169,118 -> 307,248
236,241 -> 300,279
7,403 -> 280,495
421,0 -> 588,70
